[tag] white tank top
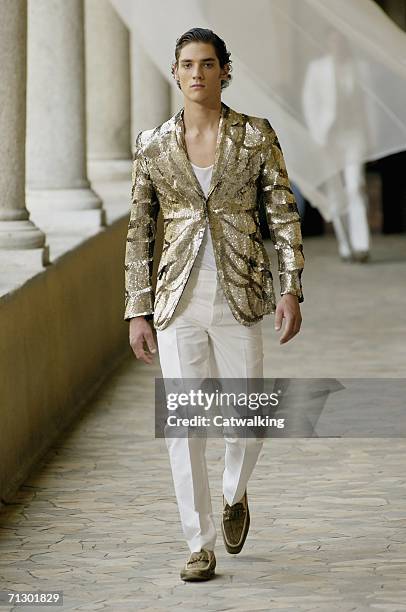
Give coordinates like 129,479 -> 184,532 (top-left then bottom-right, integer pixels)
190,163 -> 217,271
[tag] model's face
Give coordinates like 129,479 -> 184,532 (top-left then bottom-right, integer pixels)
174,42 -> 228,101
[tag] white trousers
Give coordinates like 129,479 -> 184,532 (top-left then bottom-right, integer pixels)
328,163 -> 370,257
156,264 -> 264,553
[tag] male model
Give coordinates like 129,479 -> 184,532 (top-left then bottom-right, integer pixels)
124,28 -> 305,581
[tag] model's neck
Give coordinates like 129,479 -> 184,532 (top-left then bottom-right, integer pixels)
182,99 -> 222,134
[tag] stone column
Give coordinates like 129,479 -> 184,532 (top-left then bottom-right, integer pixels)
130,38 -> 171,288
26,0 -> 105,232
85,0 -> 132,181
130,37 -> 171,148
0,0 -> 49,266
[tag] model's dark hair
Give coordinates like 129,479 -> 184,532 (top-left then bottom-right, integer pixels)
171,27 -> 233,90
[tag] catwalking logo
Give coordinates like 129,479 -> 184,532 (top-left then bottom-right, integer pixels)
166,413 -> 286,428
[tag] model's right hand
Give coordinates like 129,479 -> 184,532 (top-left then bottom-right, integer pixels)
129,316 -> 157,364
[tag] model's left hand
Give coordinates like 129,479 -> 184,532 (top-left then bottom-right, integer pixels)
274,294 -> 302,344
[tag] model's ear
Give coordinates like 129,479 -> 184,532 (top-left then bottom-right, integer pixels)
174,65 -> 182,88
220,62 -> 230,81
172,62 -> 179,82
174,70 -> 181,88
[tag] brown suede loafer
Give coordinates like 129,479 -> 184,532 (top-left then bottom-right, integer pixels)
221,490 -> 250,554
180,548 -> 216,581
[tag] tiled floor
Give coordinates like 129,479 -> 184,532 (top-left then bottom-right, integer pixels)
1,234 -> 405,611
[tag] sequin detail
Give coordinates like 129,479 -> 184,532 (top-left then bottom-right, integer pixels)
124,102 -> 304,329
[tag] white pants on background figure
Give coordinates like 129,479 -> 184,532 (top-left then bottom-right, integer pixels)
328,163 -> 370,258
156,263 -> 264,553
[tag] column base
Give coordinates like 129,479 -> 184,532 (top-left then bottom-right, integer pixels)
0,219 -> 49,266
0,245 -> 50,268
26,187 -> 106,232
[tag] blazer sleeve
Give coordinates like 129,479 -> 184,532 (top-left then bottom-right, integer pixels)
259,119 -> 305,303
124,131 -> 159,321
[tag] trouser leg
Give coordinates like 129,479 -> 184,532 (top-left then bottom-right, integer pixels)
326,173 -> 352,258
207,277 -> 265,507
343,162 -> 370,253
156,268 -> 217,552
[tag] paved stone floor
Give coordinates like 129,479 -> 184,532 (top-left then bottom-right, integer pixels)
1,234 -> 405,611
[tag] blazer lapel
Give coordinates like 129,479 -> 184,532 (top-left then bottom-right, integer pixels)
172,101 -> 241,200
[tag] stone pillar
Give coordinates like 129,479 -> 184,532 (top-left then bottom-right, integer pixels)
130,37 -> 171,148
85,0 -> 132,181
0,0 -> 49,266
26,0 -> 105,232
130,38 -> 171,286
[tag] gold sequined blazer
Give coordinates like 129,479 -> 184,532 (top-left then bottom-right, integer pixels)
124,101 -> 304,331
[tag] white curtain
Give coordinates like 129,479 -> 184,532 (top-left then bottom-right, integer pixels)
110,0 -> 406,221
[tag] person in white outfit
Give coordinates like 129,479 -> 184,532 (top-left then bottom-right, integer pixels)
126,27 -> 304,582
302,29 -> 370,262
